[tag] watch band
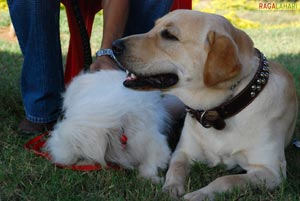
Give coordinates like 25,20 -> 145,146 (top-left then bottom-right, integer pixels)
95,49 -> 123,70
96,49 -> 114,57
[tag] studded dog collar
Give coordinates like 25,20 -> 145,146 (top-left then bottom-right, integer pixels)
186,48 -> 269,130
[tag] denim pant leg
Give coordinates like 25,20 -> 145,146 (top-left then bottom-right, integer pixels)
125,0 -> 174,35
7,0 -> 64,123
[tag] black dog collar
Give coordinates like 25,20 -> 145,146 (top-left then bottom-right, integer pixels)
186,48 -> 269,130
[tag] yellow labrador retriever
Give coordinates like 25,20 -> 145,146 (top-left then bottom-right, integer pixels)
112,10 -> 298,200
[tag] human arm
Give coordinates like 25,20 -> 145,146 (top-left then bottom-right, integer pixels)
90,0 -> 129,71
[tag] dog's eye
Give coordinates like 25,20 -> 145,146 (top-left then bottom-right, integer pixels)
161,29 -> 179,41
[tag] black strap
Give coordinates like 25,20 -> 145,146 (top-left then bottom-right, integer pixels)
70,0 -> 92,71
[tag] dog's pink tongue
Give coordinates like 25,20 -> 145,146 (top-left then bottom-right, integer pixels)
125,76 -> 137,81
126,72 -> 137,81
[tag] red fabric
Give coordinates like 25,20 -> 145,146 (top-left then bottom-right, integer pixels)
171,0 -> 192,10
24,132 -> 121,171
62,0 -> 192,84
61,0 -> 102,84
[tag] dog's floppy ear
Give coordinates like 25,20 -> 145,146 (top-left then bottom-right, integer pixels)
204,31 -> 241,87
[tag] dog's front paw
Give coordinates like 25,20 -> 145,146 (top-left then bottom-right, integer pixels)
141,175 -> 164,184
183,189 -> 213,201
163,182 -> 185,199
138,166 -> 164,184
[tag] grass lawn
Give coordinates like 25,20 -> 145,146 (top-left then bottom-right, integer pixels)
1,4 -> 300,201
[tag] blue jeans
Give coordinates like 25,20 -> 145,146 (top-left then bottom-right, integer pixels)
125,0 -> 174,36
8,0 -> 64,123
7,0 -> 173,123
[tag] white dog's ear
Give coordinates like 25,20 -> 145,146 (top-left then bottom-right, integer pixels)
204,31 -> 241,87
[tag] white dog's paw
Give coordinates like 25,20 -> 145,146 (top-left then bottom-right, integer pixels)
138,174 -> 164,184
183,189 -> 213,201
138,170 -> 164,184
149,176 -> 164,184
162,182 -> 185,199
138,164 -> 166,184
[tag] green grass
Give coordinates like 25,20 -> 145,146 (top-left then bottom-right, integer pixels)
1,7 -> 300,201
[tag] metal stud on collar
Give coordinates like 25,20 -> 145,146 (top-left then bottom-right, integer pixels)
250,54 -> 269,98
199,111 -> 212,128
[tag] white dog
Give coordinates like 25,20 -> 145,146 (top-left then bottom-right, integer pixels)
45,70 -> 171,183
112,10 -> 298,200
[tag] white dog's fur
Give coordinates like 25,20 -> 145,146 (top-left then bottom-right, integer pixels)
114,10 -> 298,200
45,70 -> 171,183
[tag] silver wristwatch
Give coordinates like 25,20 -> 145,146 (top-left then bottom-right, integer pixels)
96,48 -> 114,57
95,49 -> 123,69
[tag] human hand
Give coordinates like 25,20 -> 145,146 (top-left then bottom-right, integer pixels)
90,55 -> 119,72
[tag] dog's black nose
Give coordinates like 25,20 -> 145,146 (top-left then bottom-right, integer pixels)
112,39 -> 125,56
